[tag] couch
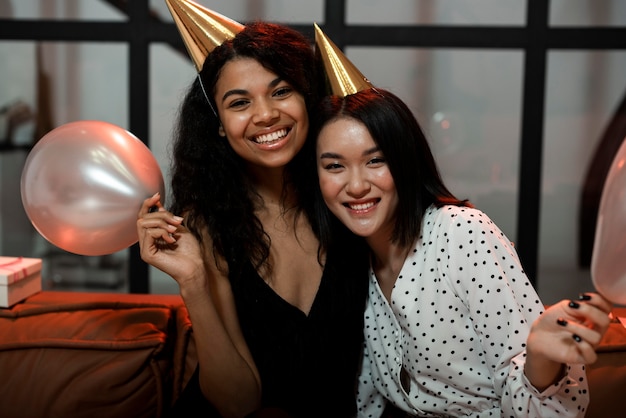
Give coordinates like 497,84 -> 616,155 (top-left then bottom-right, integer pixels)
0,291 -> 195,418
0,291 -> 624,418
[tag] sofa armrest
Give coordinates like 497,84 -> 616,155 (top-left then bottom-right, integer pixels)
0,291 -> 194,418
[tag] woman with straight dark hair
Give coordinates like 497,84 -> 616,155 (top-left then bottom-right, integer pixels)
309,26 -> 613,418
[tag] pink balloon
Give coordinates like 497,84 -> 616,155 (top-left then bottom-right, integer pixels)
20,120 -> 165,256
592,136 -> 626,305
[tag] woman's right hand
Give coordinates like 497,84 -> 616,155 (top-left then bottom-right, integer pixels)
136,192 -> 205,287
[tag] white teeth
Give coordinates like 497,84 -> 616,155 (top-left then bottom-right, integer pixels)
349,202 -> 375,211
255,128 -> 287,143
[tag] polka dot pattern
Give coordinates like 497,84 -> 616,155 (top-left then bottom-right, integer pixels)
356,205 -> 589,418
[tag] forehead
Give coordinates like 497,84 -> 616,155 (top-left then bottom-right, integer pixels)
317,117 -> 376,150
215,57 -> 278,93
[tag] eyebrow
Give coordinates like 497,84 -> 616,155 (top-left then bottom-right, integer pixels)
221,77 -> 284,102
319,146 -> 380,160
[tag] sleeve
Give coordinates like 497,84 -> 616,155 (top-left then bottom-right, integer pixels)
443,207 -> 589,418
356,342 -> 386,418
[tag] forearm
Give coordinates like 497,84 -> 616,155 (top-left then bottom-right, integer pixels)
181,275 -> 262,418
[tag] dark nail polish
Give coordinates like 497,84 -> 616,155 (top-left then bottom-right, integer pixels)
557,318 -> 568,327
568,301 -> 580,309
572,334 -> 582,343
578,293 -> 592,301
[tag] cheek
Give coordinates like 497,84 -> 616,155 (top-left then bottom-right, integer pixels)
318,174 -> 341,202
282,97 -> 308,121
374,169 -> 395,192
220,114 -> 246,138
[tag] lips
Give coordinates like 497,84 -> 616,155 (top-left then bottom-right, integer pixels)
252,128 -> 290,144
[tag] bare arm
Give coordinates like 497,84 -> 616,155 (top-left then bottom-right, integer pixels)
137,193 -> 261,418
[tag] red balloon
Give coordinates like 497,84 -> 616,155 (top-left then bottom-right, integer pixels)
20,120 -> 165,256
592,136 -> 626,305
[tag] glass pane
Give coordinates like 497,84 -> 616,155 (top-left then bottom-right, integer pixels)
148,43 -> 195,294
0,0 -> 127,21
346,47 -> 523,242
0,41 -> 38,261
150,0 -> 323,24
539,50 -> 626,304
347,0 -> 525,25
0,40 -> 130,292
550,0 -> 626,27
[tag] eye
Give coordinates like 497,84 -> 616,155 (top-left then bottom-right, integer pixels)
322,161 -> 344,171
227,97 -> 250,109
273,85 -> 294,98
367,156 -> 387,167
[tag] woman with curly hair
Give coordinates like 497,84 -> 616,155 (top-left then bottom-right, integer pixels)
137,3 -> 368,417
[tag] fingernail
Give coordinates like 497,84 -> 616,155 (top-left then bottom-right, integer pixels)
568,301 -> 580,309
578,293 -> 592,301
557,318 -> 568,327
572,334 -> 582,343
173,216 -> 184,222
152,192 -> 160,198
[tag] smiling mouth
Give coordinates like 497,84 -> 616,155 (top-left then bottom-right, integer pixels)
345,200 -> 378,211
253,128 -> 290,144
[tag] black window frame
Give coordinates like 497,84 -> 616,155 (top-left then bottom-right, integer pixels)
1,0 -> 624,293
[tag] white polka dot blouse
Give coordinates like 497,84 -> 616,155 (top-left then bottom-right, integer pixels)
356,205 -> 589,418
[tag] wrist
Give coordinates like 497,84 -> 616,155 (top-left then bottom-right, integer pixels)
178,271 -> 210,303
524,353 -> 566,391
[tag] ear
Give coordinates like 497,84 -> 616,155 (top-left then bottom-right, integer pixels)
218,125 -> 226,137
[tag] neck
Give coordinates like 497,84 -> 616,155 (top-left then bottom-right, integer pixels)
367,234 -> 410,302
247,165 -> 294,210
367,234 -> 409,280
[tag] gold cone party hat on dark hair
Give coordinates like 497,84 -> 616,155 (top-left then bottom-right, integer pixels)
165,0 -> 244,72
314,23 -> 373,97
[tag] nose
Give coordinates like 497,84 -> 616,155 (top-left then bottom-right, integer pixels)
345,169 -> 371,197
252,99 -> 280,125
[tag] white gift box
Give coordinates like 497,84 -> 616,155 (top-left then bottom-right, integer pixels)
0,256 -> 42,308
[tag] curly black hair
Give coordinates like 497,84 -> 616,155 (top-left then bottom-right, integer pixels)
169,22 -> 323,278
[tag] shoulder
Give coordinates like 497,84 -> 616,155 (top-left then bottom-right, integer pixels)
425,204 -> 494,229
424,205 -> 512,246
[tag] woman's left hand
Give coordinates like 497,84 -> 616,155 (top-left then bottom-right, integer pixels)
524,292 -> 612,390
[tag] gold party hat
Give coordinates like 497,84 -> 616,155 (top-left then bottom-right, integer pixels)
314,23 -> 373,97
166,0 -> 244,72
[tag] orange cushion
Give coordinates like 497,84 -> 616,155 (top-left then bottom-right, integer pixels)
0,291 -> 192,418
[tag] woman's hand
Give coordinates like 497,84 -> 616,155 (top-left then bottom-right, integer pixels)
136,192 -> 204,287
524,292 -> 613,390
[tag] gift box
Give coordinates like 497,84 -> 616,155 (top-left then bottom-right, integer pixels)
0,256 -> 42,308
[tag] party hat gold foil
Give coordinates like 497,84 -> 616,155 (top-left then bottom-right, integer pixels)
166,0 -> 244,72
314,23 -> 373,97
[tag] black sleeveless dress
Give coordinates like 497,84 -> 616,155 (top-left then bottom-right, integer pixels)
168,239 -> 369,418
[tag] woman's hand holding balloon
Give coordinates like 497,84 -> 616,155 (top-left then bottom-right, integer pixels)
137,193 -> 204,288
524,292 -> 612,391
